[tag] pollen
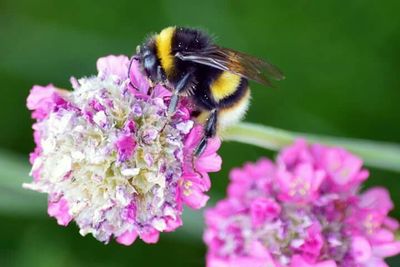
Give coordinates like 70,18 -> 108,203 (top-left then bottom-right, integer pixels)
183,181 -> 193,196
289,177 -> 310,197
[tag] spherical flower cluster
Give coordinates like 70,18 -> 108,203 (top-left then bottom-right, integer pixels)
24,55 -> 221,245
204,139 -> 400,267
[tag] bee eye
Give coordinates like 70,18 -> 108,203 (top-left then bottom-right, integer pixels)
142,49 -> 152,57
144,55 -> 156,69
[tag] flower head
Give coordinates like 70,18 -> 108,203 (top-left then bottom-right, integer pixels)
204,139 -> 399,266
25,55 -> 221,245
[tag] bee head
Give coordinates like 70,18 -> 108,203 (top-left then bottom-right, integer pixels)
136,43 -> 160,82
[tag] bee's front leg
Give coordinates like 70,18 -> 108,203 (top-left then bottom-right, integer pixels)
161,72 -> 194,133
167,72 -> 193,115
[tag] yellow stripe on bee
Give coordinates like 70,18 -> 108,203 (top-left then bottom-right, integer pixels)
156,26 -> 176,76
210,71 -> 241,102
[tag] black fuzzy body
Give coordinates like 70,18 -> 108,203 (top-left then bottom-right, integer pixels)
137,27 -> 249,112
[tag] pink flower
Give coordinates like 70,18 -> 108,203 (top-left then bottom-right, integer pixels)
184,125 -> 222,175
290,255 -> 337,267
97,54 -> 130,80
204,139 -> 399,266
25,55 -> 222,245
115,135 -> 136,161
116,230 -> 138,246
276,163 -> 325,204
180,125 -> 221,209
250,197 -> 281,226
228,158 -> 275,200
47,197 -> 73,226
351,236 -> 372,263
295,223 -> 324,262
27,84 -> 67,120
207,240 -> 277,267
359,187 -> 394,215
317,146 -> 368,189
278,139 -> 313,169
128,58 -> 150,94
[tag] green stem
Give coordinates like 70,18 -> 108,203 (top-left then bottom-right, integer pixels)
223,122 -> 400,173
0,149 -> 46,215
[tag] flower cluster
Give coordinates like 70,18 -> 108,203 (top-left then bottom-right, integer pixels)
204,140 -> 400,266
24,55 -> 221,245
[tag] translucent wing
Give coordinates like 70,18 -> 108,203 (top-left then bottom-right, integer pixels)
175,45 -> 285,86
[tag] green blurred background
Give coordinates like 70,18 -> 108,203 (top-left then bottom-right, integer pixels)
1,0 -> 400,266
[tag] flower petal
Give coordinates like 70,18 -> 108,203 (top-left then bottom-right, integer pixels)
372,241 -> 400,257
116,230 -> 138,246
47,197 -> 72,226
96,55 -> 130,79
128,59 -> 150,94
351,236 -> 372,263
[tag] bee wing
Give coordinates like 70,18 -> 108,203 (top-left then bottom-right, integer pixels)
175,45 -> 285,87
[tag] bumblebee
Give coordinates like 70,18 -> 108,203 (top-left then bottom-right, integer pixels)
135,26 -> 284,156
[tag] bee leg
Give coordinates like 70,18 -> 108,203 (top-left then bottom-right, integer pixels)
194,109 -> 218,157
144,66 -> 166,97
167,72 -> 193,115
156,65 -> 166,83
161,72 -> 194,133
191,109 -> 218,177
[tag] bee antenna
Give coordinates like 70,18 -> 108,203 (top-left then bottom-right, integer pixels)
128,55 -> 140,91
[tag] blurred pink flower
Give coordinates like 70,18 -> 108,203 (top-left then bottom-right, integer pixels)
25,55 -> 221,245
204,139 -> 399,266
276,163 -> 325,204
250,197 -> 281,226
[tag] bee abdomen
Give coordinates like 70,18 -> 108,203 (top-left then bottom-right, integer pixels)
209,71 -> 241,102
218,86 -> 251,130
215,75 -> 249,108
